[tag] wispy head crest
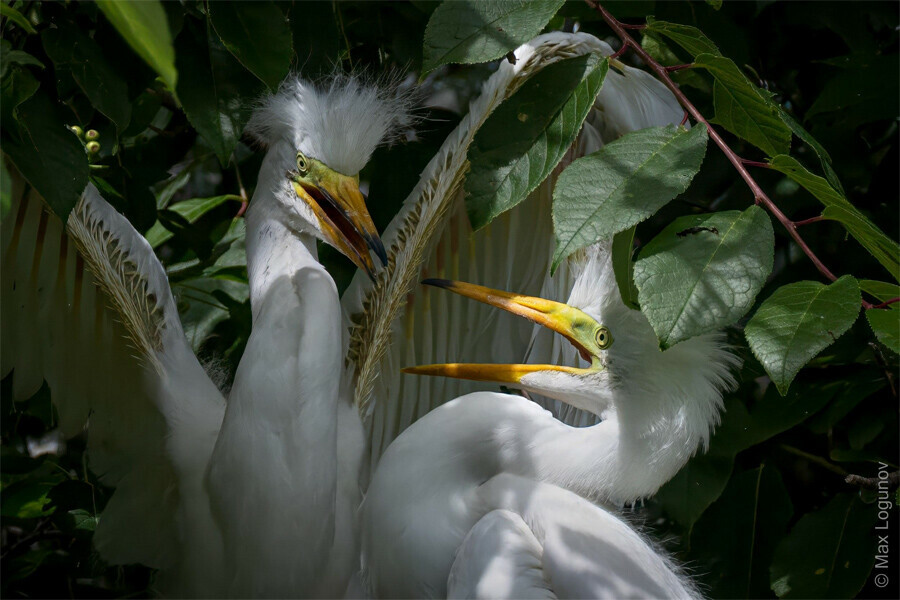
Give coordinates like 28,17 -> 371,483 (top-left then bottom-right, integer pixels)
245,71 -> 417,175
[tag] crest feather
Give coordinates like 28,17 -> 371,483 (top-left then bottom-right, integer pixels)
245,72 -> 416,175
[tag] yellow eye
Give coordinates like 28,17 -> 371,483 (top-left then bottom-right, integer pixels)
296,152 -> 309,175
595,326 -> 612,349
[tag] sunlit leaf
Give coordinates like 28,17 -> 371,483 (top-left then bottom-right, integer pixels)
465,53 -> 607,230
552,124 -> 707,269
209,1 -> 292,90
96,0 -> 177,92
770,494 -> 875,598
0,3 -> 36,34
768,155 -> 900,280
634,206 -> 774,348
422,0 -> 565,74
745,276 -> 861,395
693,53 -> 791,156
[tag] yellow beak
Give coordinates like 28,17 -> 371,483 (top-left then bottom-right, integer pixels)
290,172 -> 386,281
401,279 -> 599,384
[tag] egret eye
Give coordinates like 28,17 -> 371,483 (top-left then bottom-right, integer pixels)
595,326 -> 612,350
296,152 -> 310,175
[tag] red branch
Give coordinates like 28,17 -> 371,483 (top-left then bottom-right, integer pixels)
585,0 -> 848,290
871,297 -> 900,310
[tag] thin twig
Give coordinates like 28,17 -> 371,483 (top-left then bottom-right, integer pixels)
664,63 -> 693,72
845,471 -> 900,492
870,297 -> 900,309
793,216 -> 824,227
586,0 -> 841,284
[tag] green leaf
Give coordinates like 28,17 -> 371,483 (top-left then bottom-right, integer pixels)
611,226 -> 639,310
770,494 -> 876,598
0,3 -> 36,34
96,0 -> 177,93
465,53 -> 607,230
644,17 -> 721,58
768,155 -> 900,280
634,206 -> 774,348
42,27 -> 132,134
693,53 -> 791,156
422,0 -> 565,74
552,124 -> 708,269
706,0 -> 723,9
175,18 -> 264,165
866,307 -> 899,354
691,465 -> 793,598
745,276 -> 861,395
145,195 -> 239,248
209,1 -> 292,90
776,108 -> 843,195
804,370 -> 886,434
2,91 -> 89,220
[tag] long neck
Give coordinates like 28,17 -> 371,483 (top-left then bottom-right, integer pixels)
245,196 -> 320,317
533,393 -> 713,506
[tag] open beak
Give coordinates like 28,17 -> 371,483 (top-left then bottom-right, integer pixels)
288,170 -> 387,281
401,279 -> 598,384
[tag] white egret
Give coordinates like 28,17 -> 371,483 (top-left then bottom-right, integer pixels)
2,73 -> 408,597
360,247 -> 738,598
4,28 -> 696,599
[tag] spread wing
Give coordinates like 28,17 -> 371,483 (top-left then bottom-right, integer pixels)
343,32 -> 686,469
1,174 -> 225,580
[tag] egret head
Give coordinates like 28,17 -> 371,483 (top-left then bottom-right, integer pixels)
403,245 -> 736,424
246,73 -> 415,278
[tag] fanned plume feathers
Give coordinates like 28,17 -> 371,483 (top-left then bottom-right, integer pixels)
245,72 -> 417,175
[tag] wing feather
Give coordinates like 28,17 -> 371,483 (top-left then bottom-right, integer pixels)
1,173 -> 225,582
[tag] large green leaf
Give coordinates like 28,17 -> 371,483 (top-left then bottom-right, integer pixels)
96,0 -> 177,93
691,465 -> 793,599
422,0 -> 565,74
552,124 -> 707,269
2,92 -> 89,220
770,494 -> 876,598
768,155 -> 899,280
465,53 -> 607,230
175,19 -> 264,165
0,67 -> 39,138
693,53 -> 791,157
745,276 -> 861,395
42,27 -> 132,134
634,206 -> 774,348
644,17 -> 721,57
209,1 -> 292,90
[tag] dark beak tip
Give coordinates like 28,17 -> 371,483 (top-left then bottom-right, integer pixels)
422,278 -> 452,289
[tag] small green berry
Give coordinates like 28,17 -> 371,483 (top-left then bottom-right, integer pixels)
70,125 -> 84,138
85,129 -> 99,140
86,141 -> 100,154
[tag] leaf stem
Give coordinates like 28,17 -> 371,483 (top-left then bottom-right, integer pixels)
793,215 -> 824,227
586,0 -> 840,285
870,297 -> 900,309
664,63 -> 694,72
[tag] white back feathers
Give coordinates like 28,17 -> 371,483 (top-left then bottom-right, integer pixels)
245,73 -> 416,175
